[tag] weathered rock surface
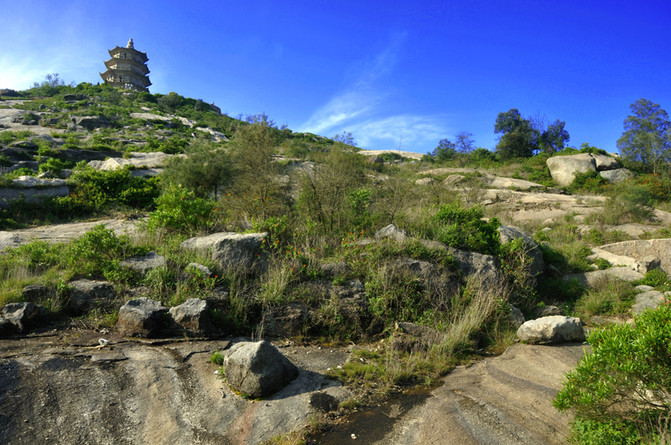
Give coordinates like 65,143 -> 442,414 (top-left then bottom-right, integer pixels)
119,251 -> 167,276
372,343 -> 587,445
0,218 -> 140,251
599,168 -> 633,183
224,340 -> 299,398
592,239 -> 671,273
498,225 -> 545,278
262,302 -> 309,338
632,290 -> 668,314
67,279 -> 117,315
0,333 -> 351,445
564,267 -> 644,288
517,315 -> 585,344
0,301 -> 47,333
117,297 -> 168,337
169,298 -> 215,335
181,232 -> 268,274
590,153 -> 621,171
546,154 -> 596,186
484,175 -> 542,191
534,305 -> 564,318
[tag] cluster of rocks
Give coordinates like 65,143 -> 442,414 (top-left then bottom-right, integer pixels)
116,296 -> 216,337
546,152 -> 632,186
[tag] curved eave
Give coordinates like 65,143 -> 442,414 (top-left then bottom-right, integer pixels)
100,70 -> 152,87
103,59 -> 150,74
107,46 -> 148,62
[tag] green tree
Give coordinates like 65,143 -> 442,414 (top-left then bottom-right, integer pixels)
554,305 -> 671,444
617,98 -> 671,174
540,119 -> 570,154
494,109 -> 539,159
162,139 -> 232,199
227,115 -> 287,219
431,138 -> 457,161
296,149 -> 367,235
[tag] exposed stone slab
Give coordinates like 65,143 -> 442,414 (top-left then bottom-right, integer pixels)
595,239 -> 671,274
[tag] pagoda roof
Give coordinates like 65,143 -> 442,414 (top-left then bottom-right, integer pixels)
108,46 -> 148,62
104,58 -> 150,74
100,69 -> 152,87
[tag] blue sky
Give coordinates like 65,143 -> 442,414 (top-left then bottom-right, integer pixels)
1,1 -> 670,155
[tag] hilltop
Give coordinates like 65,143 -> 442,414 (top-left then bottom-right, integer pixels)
0,82 -> 670,444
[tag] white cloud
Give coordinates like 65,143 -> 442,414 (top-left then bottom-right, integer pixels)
299,32 -> 450,152
347,114 -> 450,151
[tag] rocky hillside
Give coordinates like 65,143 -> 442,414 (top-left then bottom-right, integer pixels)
1,85 -> 670,443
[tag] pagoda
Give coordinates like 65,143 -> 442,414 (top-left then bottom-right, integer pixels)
100,38 -> 151,92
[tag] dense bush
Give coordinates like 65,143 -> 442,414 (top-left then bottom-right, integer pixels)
568,170 -> 609,194
554,305 -> 671,444
146,184 -> 214,235
66,224 -> 146,279
433,203 -> 501,255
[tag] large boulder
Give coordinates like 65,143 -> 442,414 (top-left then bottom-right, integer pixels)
517,315 -> 585,344
117,297 -> 168,337
450,247 -> 501,289
72,115 -> 112,130
546,154 -> 596,187
498,225 -> 545,279
631,290 -> 668,315
169,298 -> 215,335
599,168 -> 633,183
1,302 -> 47,333
590,153 -> 621,171
224,340 -> 299,398
181,232 -> 268,274
67,279 -> 117,315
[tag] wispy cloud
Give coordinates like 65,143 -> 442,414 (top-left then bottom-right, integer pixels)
347,114 -> 450,151
299,32 -> 449,152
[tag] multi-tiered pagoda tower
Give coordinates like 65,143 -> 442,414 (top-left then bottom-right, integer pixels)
100,38 -> 151,92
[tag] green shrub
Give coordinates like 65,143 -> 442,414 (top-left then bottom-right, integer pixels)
62,167 -> 160,215
554,305 -> 671,444
591,183 -> 655,225
574,278 -> 636,318
636,268 -> 671,290
567,170 -> 609,194
146,184 -> 214,235
66,224 -> 145,278
499,238 -> 537,310
433,203 -> 500,255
